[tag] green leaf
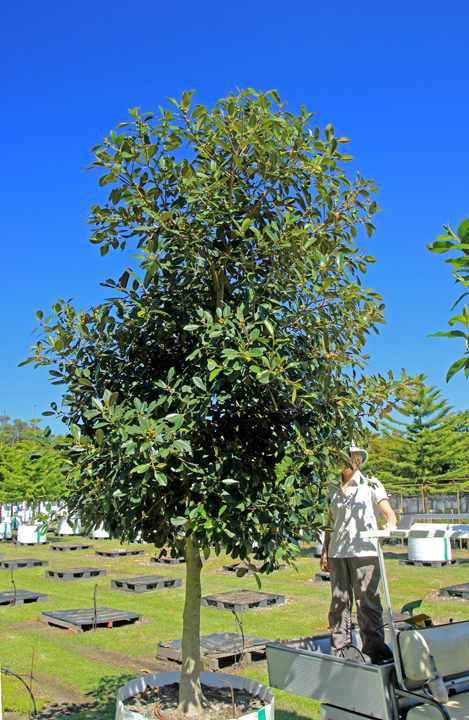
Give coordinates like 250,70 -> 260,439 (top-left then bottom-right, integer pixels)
155,472 -> 167,486
264,319 -> 274,336
339,154 -> 354,161
427,240 -> 455,253
170,517 -> 187,526
257,370 -> 271,384
96,428 -> 104,445
193,376 -> 207,392
203,545 -> 211,560
70,424 -> 81,442
325,124 -> 334,141
222,478 -> 239,484
446,357 -> 468,382
108,392 -> 119,407
458,218 -> 469,242
130,463 -> 151,474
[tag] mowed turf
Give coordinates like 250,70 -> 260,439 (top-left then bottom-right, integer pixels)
2,537 -> 469,719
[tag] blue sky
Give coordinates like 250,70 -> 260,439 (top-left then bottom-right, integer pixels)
1,0 -> 469,434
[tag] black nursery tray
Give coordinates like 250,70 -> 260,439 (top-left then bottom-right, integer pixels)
40,607 -> 141,633
50,544 -> 94,552
0,589 -> 47,606
95,549 -> 144,558
201,589 -> 285,612
45,567 -> 106,581
111,575 -> 182,593
0,559 -> 49,570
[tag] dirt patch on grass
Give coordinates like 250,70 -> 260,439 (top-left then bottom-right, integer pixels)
73,643 -> 179,672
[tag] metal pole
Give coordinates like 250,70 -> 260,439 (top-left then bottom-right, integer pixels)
377,539 -> 405,689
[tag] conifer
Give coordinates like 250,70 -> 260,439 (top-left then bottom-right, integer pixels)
368,375 -> 469,509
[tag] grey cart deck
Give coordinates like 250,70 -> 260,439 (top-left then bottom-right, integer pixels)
399,558 -> 461,568
201,589 -> 285,612
50,544 -> 94,552
439,581 -> 469,599
40,606 -> 141,633
150,556 -> 185,565
111,575 -> 182,593
0,589 -> 47,606
95,549 -> 144,558
314,572 -> 330,582
158,632 -> 269,670
222,562 -> 285,574
13,540 -> 49,546
0,558 -> 49,569
45,567 -> 107,581
267,634 -> 396,720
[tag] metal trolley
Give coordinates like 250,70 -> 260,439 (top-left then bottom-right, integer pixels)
267,528 -> 469,720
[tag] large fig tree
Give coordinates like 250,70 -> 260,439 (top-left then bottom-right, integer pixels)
25,89 -> 409,714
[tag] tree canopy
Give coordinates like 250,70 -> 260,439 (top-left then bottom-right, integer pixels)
0,433 -> 65,514
25,88 -> 411,712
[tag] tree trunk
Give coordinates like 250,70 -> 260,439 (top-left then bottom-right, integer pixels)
178,529 -> 203,715
422,485 -> 429,514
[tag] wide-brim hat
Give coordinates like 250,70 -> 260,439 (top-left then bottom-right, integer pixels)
350,444 -> 369,467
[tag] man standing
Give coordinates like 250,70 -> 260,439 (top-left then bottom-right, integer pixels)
321,445 -> 397,661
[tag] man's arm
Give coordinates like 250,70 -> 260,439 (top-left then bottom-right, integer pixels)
378,498 -> 397,530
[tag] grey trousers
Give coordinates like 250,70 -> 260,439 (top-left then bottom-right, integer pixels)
328,556 -> 384,653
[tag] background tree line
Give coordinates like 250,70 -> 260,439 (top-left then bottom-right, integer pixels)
367,375 -> 469,510
0,415 -> 64,512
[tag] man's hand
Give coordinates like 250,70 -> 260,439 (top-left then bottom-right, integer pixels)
382,522 -> 397,531
320,549 -> 329,572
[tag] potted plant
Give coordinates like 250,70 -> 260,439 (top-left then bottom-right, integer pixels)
28,89 -> 410,714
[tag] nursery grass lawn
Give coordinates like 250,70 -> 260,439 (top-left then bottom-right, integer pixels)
2,539 -> 469,719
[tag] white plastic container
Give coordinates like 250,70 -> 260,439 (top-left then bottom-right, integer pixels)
115,670 -> 274,720
91,523 -> 110,539
57,517 -> 81,535
408,523 -> 452,562
316,530 -> 325,557
0,520 -> 12,539
17,524 -> 47,544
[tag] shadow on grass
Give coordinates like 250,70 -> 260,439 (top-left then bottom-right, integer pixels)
35,673 -> 134,720
276,709 -> 320,720
298,546 -> 318,557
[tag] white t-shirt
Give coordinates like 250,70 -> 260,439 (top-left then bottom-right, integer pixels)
325,471 -> 388,558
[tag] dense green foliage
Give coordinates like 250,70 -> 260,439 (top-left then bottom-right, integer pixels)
427,214 -> 469,380
368,376 -> 469,503
0,433 -> 65,511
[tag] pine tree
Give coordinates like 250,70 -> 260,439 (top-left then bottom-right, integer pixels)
368,375 -> 469,510
0,435 -> 64,520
